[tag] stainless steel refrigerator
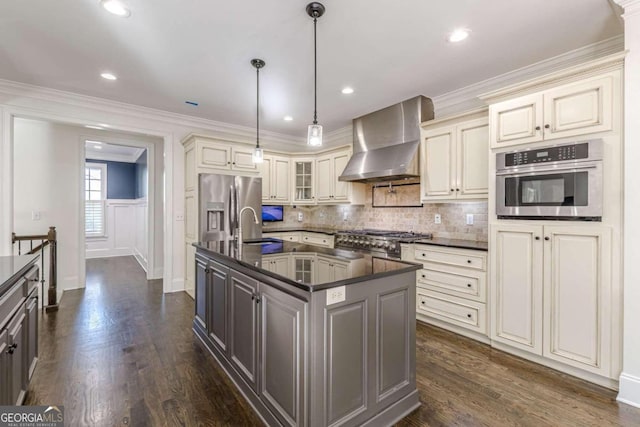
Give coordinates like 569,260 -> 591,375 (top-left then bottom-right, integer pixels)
199,173 -> 262,242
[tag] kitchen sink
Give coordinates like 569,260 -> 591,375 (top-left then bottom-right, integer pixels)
242,238 -> 283,245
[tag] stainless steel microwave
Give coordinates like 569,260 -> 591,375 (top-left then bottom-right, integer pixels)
496,140 -> 603,221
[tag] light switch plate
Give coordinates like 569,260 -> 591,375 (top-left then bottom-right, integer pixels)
466,214 -> 474,225
434,214 -> 441,224
326,286 -> 346,305
298,212 -> 303,222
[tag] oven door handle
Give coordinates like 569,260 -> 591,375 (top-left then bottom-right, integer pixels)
495,163 -> 600,177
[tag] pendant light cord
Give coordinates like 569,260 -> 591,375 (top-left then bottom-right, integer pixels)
313,15 -> 318,125
256,65 -> 260,148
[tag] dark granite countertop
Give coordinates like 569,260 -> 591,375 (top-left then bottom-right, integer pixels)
0,254 -> 39,298
411,238 -> 488,251
194,240 -> 420,292
262,227 -> 344,235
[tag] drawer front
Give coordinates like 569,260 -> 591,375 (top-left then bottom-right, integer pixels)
416,289 -> 487,334
417,267 -> 485,302
280,232 -> 300,242
414,247 -> 485,270
0,279 -> 27,330
263,232 -> 282,239
302,233 -> 332,247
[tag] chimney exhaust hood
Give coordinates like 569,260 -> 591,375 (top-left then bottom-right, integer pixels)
338,95 -> 434,183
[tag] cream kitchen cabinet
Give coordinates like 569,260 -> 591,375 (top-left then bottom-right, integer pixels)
184,135 -> 259,173
490,73 -> 614,149
490,223 -> 614,378
403,243 -> 488,341
258,154 -> 291,203
316,256 -> 350,283
261,254 -> 291,277
421,114 -> 488,202
291,159 -> 315,204
301,231 -> 334,248
315,149 -> 365,204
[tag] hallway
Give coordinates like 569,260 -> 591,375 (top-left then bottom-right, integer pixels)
24,256 -> 640,426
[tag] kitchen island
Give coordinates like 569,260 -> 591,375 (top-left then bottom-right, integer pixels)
192,239 -> 421,427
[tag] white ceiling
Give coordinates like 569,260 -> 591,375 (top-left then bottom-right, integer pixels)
0,0 -> 623,137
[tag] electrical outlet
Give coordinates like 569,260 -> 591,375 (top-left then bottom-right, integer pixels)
32,211 -> 41,221
326,286 -> 346,305
343,212 -> 348,221
434,214 -> 441,224
466,213 -> 474,225
297,212 -> 303,222
176,212 -> 184,221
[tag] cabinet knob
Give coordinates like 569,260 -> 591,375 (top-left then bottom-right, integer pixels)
255,296 -> 261,304
233,162 -> 236,165
421,274 -> 426,279
323,240 -> 326,243
450,188 -> 454,192
535,236 -> 540,240
422,253 -> 426,257
467,283 -> 472,288
544,236 -> 550,241
421,301 -> 425,305
7,343 -> 17,354
227,161 -> 231,164
545,124 -> 550,129
467,260 -> 471,264
467,314 -> 472,318
251,294 -> 255,301
535,126 -> 541,131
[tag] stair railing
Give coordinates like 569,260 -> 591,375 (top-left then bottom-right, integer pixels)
12,226 -> 58,312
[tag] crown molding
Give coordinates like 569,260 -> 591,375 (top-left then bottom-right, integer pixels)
0,78 -> 305,148
614,0 -> 640,17
432,35 -> 624,117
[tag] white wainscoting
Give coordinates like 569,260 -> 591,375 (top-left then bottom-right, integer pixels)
86,199 -> 148,270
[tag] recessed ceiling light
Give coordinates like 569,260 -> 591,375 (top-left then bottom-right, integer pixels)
85,125 -> 104,130
448,28 -> 470,43
341,87 -> 354,95
284,116 -> 293,121
100,0 -> 131,17
101,72 -> 117,80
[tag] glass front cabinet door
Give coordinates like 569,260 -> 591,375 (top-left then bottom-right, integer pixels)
293,160 -> 315,204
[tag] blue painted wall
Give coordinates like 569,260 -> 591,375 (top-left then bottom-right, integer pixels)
86,159 -> 136,199
135,150 -> 147,199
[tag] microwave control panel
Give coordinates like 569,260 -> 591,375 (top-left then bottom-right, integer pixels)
505,142 -> 590,167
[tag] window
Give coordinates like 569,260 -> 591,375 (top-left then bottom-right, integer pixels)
85,163 -> 107,236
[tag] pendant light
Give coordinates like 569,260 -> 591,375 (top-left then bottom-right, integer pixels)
251,58 -> 265,163
306,2 -> 325,147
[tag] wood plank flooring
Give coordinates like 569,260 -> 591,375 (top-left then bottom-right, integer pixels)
25,256 -> 640,426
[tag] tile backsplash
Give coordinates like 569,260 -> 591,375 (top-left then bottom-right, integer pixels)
276,183 -> 488,242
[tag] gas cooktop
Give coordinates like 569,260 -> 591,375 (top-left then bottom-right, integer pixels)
335,229 -> 432,256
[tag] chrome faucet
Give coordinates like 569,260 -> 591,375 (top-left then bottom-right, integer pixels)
237,206 -> 260,245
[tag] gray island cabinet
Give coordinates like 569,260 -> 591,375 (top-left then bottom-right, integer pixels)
193,240 -> 421,427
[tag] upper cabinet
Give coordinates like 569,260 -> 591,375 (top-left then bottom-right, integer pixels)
315,148 -> 365,204
421,112 -> 489,202
187,136 -> 259,173
259,154 -> 291,204
490,73 -> 614,149
291,158 -> 315,204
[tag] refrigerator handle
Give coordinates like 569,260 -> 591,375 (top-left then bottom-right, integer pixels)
230,185 -> 238,237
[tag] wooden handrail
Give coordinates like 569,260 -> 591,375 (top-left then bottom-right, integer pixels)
12,226 -> 58,312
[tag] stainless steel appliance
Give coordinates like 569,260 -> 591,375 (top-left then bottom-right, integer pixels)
496,139 -> 603,220
338,96 -> 434,183
199,173 -> 262,242
335,229 -> 432,257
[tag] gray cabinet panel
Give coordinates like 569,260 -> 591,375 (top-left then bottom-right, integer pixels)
0,329 -> 8,405
260,285 -> 306,427
26,295 -> 38,380
326,301 -> 367,425
378,289 -> 409,400
229,270 -> 259,392
8,307 -> 26,405
208,261 -> 229,352
194,256 -> 208,330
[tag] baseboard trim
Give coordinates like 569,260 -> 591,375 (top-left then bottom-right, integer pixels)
618,373 -> 640,408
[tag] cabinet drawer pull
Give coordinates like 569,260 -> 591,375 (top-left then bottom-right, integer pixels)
544,124 -> 550,129
251,295 -> 255,301
232,162 -> 236,165
255,297 -> 261,304
7,343 -> 17,354
227,161 -> 231,165
544,237 -> 550,241
467,283 -> 472,288
421,274 -> 426,279
467,314 -> 472,318
450,188 -> 454,192
467,260 -> 471,264
421,253 -> 426,257
535,126 -> 541,131
456,188 -> 460,192
535,236 -> 540,240
420,301 -> 425,305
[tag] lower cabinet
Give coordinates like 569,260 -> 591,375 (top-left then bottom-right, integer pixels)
0,263 -> 39,406
402,244 -> 488,340
195,262 -> 307,426
490,224 -> 614,378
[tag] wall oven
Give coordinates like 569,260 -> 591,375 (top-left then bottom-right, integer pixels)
496,140 -> 603,221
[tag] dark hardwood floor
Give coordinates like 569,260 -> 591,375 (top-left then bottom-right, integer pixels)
25,256 -> 640,426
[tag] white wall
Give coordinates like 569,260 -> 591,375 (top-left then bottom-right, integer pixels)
133,198 -> 148,270
13,118 -> 83,297
85,199 -> 144,260
615,0 -> 640,409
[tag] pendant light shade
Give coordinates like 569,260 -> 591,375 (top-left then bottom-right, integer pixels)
306,2 -> 325,147
251,58 -> 265,163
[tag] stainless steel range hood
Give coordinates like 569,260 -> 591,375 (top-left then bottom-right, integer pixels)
338,95 -> 434,183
